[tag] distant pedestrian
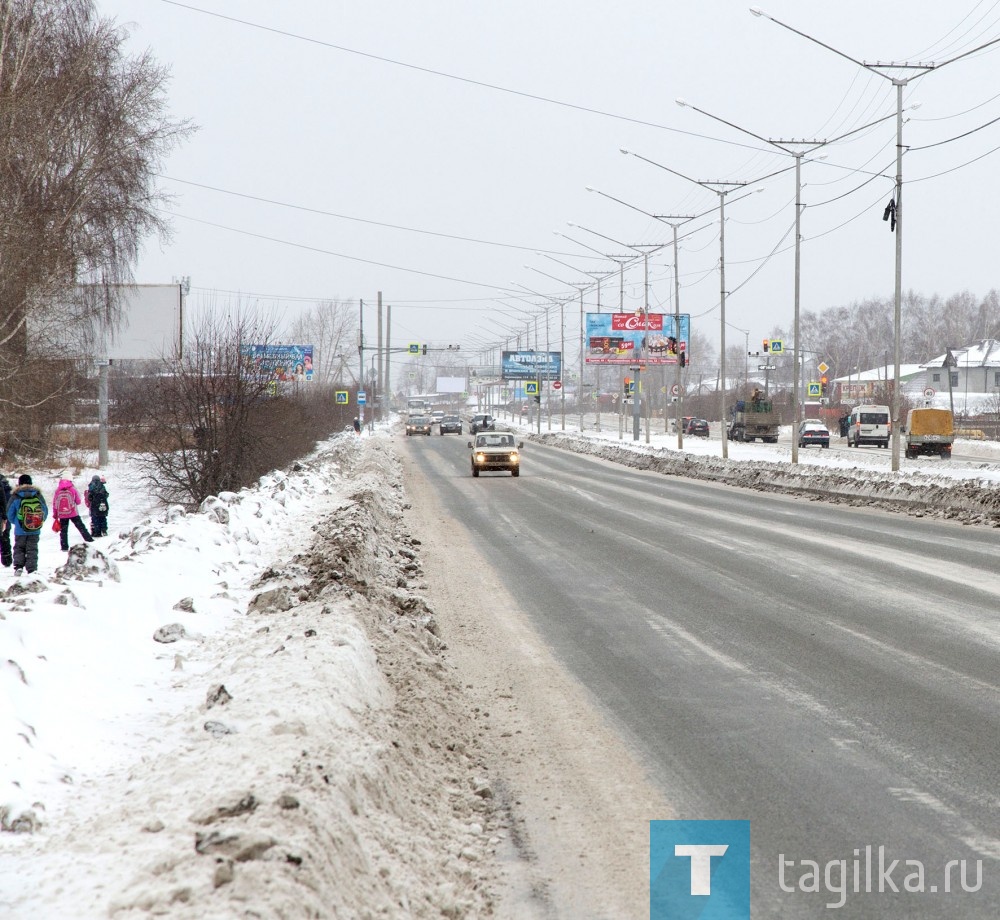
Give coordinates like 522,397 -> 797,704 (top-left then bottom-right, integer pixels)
0,474 -> 11,567
6,474 -> 48,575
84,475 -> 110,537
52,477 -> 94,551
352,417 -> 361,435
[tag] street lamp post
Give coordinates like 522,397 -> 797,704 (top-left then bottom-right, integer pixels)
749,6 -> 1000,470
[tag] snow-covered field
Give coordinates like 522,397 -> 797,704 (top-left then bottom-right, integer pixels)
3,421 -> 1000,918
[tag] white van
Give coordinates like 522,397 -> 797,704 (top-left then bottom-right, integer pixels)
847,404 -> 891,448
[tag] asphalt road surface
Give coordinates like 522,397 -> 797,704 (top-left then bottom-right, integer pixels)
404,432 -> 1000,918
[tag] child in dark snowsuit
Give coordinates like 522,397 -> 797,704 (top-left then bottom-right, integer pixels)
0,474 -> 11,567
85,475 -> 110,537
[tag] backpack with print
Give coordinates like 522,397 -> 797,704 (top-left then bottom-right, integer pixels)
89,483 -> 109,514
18,494 -> 44,532
54,488 -> 75,518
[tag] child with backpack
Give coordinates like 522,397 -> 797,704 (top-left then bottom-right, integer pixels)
6,474 -> 48,575
84,475 -> 110,537
52,477 -> 94,552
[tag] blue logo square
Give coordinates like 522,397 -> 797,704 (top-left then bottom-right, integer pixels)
650,820 -> 750,919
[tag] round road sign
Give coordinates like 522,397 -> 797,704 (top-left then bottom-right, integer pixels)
923,387 -> 935,397
670,383 -> 680,396
552,380 -> 562,389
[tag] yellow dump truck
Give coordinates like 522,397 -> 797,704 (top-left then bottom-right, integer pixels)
904,408 -> 954,460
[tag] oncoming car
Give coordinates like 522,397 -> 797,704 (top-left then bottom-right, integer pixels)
438,415 -> 463,434
405,416 -> 432,436
469,433 -> 523,477
798,420 -> 831,448
469,414 -> 496,434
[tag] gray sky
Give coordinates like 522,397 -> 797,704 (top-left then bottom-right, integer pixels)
97,1 -> 1000,365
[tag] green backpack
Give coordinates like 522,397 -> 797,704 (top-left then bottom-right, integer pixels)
18,494 -> 44,532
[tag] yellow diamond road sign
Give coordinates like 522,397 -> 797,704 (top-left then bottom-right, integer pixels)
818,362 -> 829,374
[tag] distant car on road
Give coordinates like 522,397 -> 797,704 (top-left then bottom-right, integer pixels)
439,415 -> 462,434
406,416 -> 433,436
685,418 -> 710,437
469,414 -> 496,434
798,420 -> 830,448
469,432 -> 523,477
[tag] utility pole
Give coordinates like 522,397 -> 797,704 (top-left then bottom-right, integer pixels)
377,291 -> 383,422
385,304 -> 392,411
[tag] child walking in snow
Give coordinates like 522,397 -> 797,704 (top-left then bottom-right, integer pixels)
7,474 -> 48,574
52,477 -> 94,551
84,475 -> 110,537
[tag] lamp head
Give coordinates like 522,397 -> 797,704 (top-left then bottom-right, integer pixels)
585,186 -> 597,193
619,147 -> 631,155
675,97 -> 688,108
749,6 -> 765,17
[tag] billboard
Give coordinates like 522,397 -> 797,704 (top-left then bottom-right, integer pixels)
436,376 -> 466,393
585,312 -> 690,365
501,350 -> 562,381
241,344 -> 314,382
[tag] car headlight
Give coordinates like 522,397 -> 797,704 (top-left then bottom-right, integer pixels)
510,453 -> 519,462
475,452 -> 486,463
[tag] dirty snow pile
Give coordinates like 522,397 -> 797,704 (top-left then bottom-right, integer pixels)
0,435 -> 502,919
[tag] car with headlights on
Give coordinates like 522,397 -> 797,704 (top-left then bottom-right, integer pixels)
405,415 -> 433,436
798,420 -> 830,448
438,414 -> 463,434
469,432 -> 523,477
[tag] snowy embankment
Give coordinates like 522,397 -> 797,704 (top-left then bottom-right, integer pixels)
0,436 -> 500,919
524,428 -> 1000,525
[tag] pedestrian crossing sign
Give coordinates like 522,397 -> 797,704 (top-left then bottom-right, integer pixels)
525,381 -> 538,394
807,381 -> 821,397
335,390 -> 348,404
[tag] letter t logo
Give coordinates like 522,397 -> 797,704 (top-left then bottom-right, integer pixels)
675,844 -> 729,895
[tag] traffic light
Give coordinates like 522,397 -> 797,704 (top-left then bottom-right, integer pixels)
624,376 -> 632,395
534,394 -> 541,404
762,339 -> 769,353
820,374 -> 828,394
680,351 -> 686,368
422,344 -> 427,355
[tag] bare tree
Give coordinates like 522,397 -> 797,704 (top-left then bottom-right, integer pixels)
287,299 -> 358,388
0,0 -> 192,437
125,311 -> 284,507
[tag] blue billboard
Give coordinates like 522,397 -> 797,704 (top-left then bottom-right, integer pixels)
501,350 -> 562,381
585,313 -> 690,365
241,344 -> 314,382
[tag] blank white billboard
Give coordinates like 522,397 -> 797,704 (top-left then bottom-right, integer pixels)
101,284 -> 183,360
436,376 -> 466,393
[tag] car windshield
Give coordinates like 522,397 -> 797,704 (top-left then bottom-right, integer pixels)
476,435 -> 513,448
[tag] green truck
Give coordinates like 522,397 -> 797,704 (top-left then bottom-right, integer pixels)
903,408 -> 954,459
728,399 -> 780,443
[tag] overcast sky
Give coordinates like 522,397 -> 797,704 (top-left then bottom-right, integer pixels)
96,1 -> 1000,365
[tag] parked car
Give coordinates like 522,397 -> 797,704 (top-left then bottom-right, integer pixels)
798,420 -> 830,448
439,414 -> 463,435
405,416 -> 433,436
469,414 -> 496,434
468,432 -> 523,477
685,418 -> 710,437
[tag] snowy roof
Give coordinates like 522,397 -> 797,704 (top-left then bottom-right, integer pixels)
831,364 -> 924,383
920,339 -> 1000,370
